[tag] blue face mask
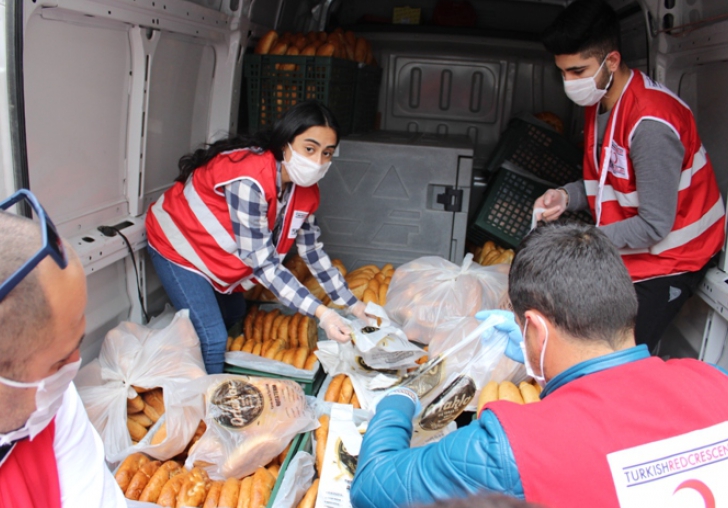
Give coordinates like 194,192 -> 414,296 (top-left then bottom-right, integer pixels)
519,316 -> 548,387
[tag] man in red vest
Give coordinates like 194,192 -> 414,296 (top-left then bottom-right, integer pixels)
533,0 -> 725,353
0,190 -> 125,507
351,222 -> 728,508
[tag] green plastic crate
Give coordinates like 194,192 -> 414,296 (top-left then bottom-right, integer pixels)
485,116 -> 583,186
351,64 -> 382,133
468,167 -> 593,249
266,431 -> 311,508
245,55 -> 357,135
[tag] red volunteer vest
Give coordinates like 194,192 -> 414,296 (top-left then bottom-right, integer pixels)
583,71 -> 725,281
488,357 -> 728,508
0,420 -> 61,508
146,150 -> 320,293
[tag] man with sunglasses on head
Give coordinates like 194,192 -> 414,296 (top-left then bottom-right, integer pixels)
0,190 -> 125,506
533,0 -> 725,354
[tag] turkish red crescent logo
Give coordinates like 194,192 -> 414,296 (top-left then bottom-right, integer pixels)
673,479 -> 715,508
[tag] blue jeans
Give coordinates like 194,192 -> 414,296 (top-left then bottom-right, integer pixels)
148,247 -> 246,374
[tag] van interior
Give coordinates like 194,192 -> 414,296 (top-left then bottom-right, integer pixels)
2,0 -> 728,368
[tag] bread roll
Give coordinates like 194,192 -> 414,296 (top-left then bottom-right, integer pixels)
337,376 -> 354,404
362,288 -> 378,305
351,393 -> 360,409
519,381 -> 541,403
254,30 -> 278,55
236,476 -> 253,508
263,309 -> 281,342
127,394 -> 145,414
477,380 -> 499,413
129,412 -> 153,428
251,342 -> 263,356
125,460 -> 161,500
301,44 -> 317,56
127,418 -> 148,442
378,284 -> 389,306
177,467 -> 212,508
288,313 -> 301,347
143,404 -> 162,424
278,316 -> 291,347
293,348 -> 308,370
244,307 -> 258,342
267,463 -> 280,479
298,317 -> 316,350
253,312 -> 265,342
498,381 -> 524,404
250,467 -> 276,508
304,353 -> 318,371
231,335 -> 245,352
157,471 -> 188,507
116,453 -> 150,493
142,388 -> 165,416
296,479 -> 319,508
274,349 -> 286,362
282,348 -> 296,366
203,480 -> 223,508
151,421 -> 167,446
316,43 -> 335,57
324,374 -> 345,402
139,460 -> 182,502
219,477 -> 240,508
242,339 -> 255,354
271,314 -> 286,342
269,42 -> 289,56
293,35 -> 308,50
315,415 -> 329,475
354,37 -> 368,63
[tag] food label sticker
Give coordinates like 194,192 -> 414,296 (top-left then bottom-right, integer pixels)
288,210 -> 308,239
608,141 -> 629,179
607,420 -> 728,508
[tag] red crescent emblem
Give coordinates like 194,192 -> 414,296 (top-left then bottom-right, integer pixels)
674,479 -> 715,508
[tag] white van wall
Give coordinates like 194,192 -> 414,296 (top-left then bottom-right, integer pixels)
14,0 -> 246,363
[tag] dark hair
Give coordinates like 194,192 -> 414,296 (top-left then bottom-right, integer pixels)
508,221 -> 637,348
413,494 -> 546,508
541,0 -> 620,61
175,99 -> 341,183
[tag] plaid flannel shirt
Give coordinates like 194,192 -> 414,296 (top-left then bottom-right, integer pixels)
224,166 -> 357,317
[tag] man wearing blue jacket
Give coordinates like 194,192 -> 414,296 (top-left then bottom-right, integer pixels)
350,222 -> 728,508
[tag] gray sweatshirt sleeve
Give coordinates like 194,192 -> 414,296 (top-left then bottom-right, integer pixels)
599,120 -> 684,249
564,179 -> 589,212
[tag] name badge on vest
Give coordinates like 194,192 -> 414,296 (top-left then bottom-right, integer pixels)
608,141 -> 629,180
288,210 -> 307,239
607,421 -> 728,507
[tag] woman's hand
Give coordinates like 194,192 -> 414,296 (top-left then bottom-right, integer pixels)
533,189 -> 569,222
316,305 -> 352,343
348,301 -> 376,325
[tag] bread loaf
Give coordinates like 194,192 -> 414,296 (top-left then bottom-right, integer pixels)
125,460 -> 161,500
151,421 -> 167,446
498,381 -> 524,404
338,376 -> 354,404
156,471 -> 188,507
177,467 -> 212,508
324,374 -> 345,402
519,381 -> 541,403
127,418 -> 149,442
139,460 -> 182,503
296,479 -> 319,508
203,480 -> 223,508
127,394 -> 145,414
477,380 -> 499,412
236,476 -> 253,508
250,467 -> 276,508
254,30 -> 278,55
315,415 -> 329,475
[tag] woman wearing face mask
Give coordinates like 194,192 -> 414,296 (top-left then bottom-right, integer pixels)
532,0 -> 724,354
146,100 -> 366,374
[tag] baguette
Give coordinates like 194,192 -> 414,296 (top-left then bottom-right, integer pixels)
315,415 -> 329,475
202,480 -> 223,508
142,388 -> 165,416
351,393 -> 360,409
337,376 -> 354,404
477,380 -> 499,412
324,374 -> 346,402
236,476 -> 253,508
268,464 -> 280,479
498,381 -> 524,404
250,467 -> 276,508
139,460 -> 182,503
296,479 -> 319,508
519,381 -> 541,403
378,284 -> 389,306
157,471 -> 188,507
115,453 -> 150,493
362,288 -> 378,305
125,460 -> 161,500
128,412 -> 154,428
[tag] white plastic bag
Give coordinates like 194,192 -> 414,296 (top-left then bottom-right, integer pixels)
384,254 -> 509,344
270,451 -> 315,508
185,374 -> 318,480
76,309 -> 207,463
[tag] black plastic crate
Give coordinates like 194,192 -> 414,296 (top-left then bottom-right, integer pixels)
485,116 -> 583,186
351,64 -> 382,133
468,167 -> 593,249
245,54 -> 358,135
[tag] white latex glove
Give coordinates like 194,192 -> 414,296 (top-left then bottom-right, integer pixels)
348,301 -> 376,326
533,188 -> 568,222
318,308 -> 352,343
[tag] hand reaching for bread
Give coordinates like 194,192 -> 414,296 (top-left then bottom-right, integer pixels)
317,307 -> 352,343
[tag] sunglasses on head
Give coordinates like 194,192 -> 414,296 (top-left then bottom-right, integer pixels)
0,189 -> 68,301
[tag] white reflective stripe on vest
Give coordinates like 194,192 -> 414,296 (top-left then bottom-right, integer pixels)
585,181 -> 640,208
620,197 -> 725,256
183,180 -> 238,255
678,144 -> 708,192
151,195 -> 229,288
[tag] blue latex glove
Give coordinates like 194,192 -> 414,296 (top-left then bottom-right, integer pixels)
377,386 -> 422,415
474,309 -> 524,364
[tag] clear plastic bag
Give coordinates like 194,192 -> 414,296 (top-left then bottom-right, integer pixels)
185,374 -> 318,480
75,309 -> 207,463
384,254 -> 509,344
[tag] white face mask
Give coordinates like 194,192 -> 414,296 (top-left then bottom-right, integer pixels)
563,57 -> 614,107
519,316 -> 548,387
283,144 -> 332,187
0,359 -> 81,445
